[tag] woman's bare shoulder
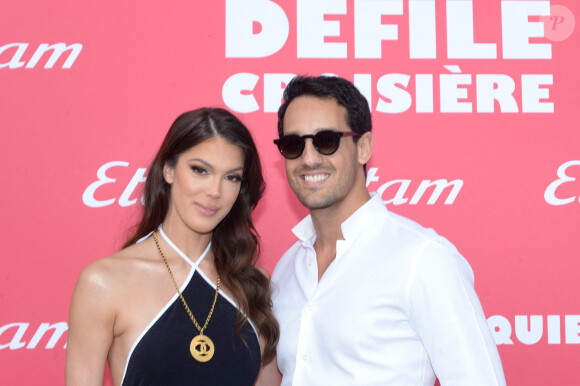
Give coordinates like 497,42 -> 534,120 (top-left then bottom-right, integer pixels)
75,240 -> 157,296
66,241 -> 159,385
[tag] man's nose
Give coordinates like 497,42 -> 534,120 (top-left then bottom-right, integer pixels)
299,138 -> 323,166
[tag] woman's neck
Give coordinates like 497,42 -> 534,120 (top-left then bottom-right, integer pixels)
160,219 -> 212,263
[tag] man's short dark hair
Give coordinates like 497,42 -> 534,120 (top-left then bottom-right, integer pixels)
277,75 -> 372,138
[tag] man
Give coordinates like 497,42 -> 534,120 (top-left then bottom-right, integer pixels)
270,75 -> 506,386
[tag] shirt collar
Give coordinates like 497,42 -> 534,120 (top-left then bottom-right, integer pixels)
292,192 -> 386,245
340,192 -> 386,240
292,214 -> 317,245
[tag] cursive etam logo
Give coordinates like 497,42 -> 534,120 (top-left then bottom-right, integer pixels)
544,160 -> 580,205
0,43 -> 82,69
366,167 -> 463,205
0,322 -> 68,350
82,162 -> 466,208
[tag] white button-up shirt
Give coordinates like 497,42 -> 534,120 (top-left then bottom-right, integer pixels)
271,194 -> 505,386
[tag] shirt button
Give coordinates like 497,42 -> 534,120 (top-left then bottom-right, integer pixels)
302,354 -> 308,361
308,259 -> 313,266
306,304 -> 314,311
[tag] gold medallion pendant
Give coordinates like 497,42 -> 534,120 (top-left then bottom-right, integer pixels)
190,334 -> 215,362
153,231 -> 221,363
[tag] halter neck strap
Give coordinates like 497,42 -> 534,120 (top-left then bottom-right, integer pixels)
157,225 -> 211,268
138,224 -> 211,268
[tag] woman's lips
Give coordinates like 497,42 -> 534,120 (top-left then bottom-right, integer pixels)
195,203 -> 219,216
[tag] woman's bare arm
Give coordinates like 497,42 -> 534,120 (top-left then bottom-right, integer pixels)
255,353 -> 282,386
254,265 -> 282,386
65,260 -> 117,385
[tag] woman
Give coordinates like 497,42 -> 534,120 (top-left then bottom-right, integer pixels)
66,108 -> 280,385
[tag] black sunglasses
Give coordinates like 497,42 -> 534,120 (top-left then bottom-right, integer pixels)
274,130 -> 360,159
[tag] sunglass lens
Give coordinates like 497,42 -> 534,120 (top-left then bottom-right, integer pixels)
314,131 -> 340,155
280,136 -> 303,159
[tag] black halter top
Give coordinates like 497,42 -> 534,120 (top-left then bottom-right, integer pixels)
121,229 -> 261,385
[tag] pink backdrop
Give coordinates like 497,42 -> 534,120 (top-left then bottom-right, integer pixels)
1,1 -> 578,384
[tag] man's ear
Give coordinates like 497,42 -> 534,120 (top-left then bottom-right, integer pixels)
357,132 -> 374,165
163,163 -> 175,184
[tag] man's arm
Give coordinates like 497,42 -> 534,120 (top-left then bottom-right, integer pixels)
407,238 -> 506,386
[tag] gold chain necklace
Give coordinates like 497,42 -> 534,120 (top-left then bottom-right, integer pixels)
153,231 -> 220,362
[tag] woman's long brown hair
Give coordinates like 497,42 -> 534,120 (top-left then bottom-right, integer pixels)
124,108 -> 279,363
